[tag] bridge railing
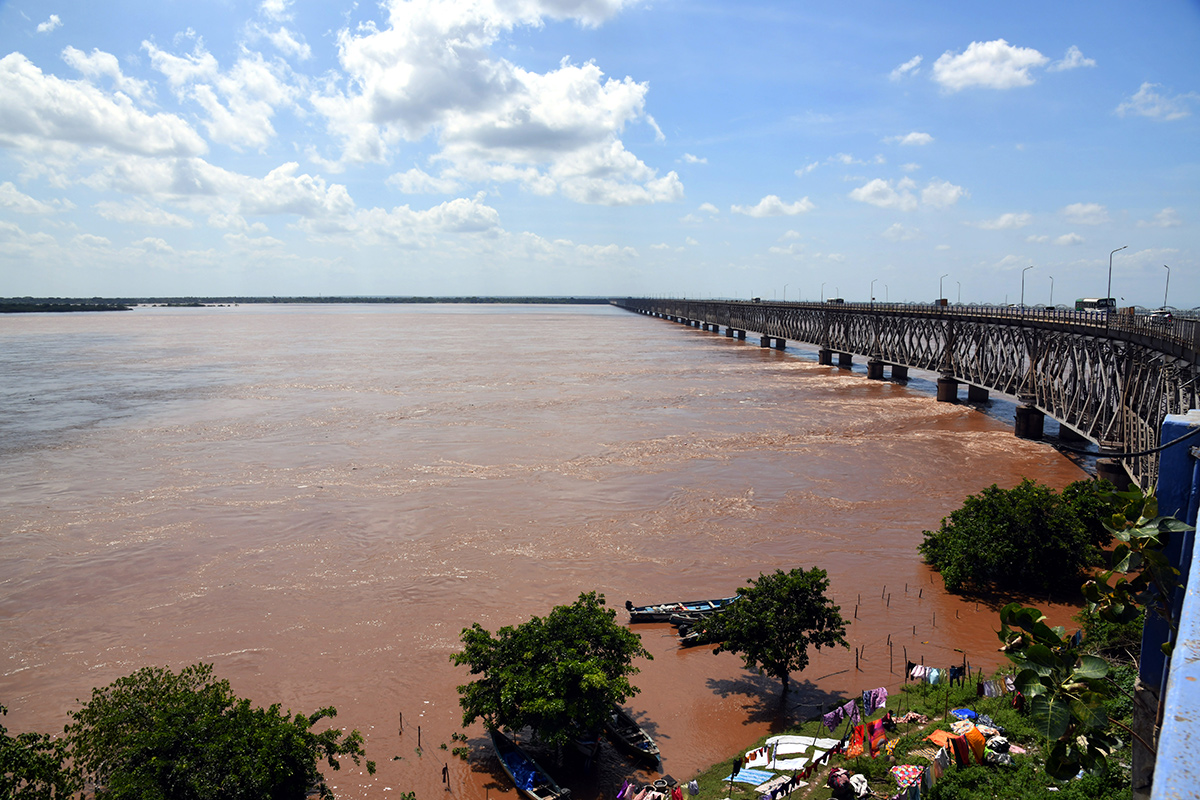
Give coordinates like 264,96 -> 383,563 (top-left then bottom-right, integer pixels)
628,299 -> 1200,359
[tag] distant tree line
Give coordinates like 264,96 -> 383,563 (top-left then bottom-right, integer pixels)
2,296 -> 613,310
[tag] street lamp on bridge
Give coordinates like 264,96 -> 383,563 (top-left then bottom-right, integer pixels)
1107,245 -> 1127,305
1163,265 -> 1171,310
1049,275 -> 1054,307
956,281 -> 961,305
939,273 -> 948,302
870,279 -> 876,306
820,282 -> 825,302
1021,265 -> 1034,307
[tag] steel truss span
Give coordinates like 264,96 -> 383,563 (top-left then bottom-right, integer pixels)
616,299 -> 1200,490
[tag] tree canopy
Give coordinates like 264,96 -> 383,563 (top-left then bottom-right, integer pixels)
919,478 -> 1116,593
710,567 -> 848,694
63,663 -> 374,800
451,591 -> 651,747
1,705 -> 77,799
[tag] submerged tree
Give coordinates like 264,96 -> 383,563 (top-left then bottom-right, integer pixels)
451,591 -> 651,748
65,663 -> 374,800
710,567 -> 849,694
919,478 -> 1115,593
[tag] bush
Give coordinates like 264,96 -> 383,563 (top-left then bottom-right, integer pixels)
919,478 -> 1114,593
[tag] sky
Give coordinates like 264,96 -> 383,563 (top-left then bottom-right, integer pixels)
0,0 -> 1197,304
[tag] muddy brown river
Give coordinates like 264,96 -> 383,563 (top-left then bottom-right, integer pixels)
0,304 -> 1090,798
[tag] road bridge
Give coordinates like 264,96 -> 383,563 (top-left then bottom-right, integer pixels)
615,298 -> 1200,489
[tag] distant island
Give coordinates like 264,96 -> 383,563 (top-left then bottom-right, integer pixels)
1,296 -> 612,312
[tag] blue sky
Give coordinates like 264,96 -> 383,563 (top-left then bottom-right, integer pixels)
0,0 -> 1196,304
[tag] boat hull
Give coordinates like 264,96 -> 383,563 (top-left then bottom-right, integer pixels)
625,596 -> 737,624
489,729 -> 571,800
603,707 -> 660,765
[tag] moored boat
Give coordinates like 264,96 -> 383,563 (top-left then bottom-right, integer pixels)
625,596 -> 737,624
603,706 -> 660,765
489,728 -> 572,800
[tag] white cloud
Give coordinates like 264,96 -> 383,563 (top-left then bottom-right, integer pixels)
780,230 -> 801,240
1055,233 -> 1084,246
828,152 -> 885,166
1116,82 -> 1197,121
887,132 -> 933,146
62,46 -> 152,101
308,0 -> 671,205
258,26 -> 312,60
1138,208 -> 1182,228
1062,202 -> 1109,225
650,242 -> 672,250
932,39 -> 1048,91
132,237 -> 175,253
921,179 -> 967,208
94,199 -> 193,227
224,232 -> 285,249
73,233 -> 112,248
975,212 -> 1032,230
890,55 -> 922,81
698,202 -> 719,215
37,15 -> 62,34
387,167 -> 461,194
1048,45 -> 1096,72
848,178 -> 917,211
1026,234 -> 1049,243
0,53 -> 207,157
259,0 -> 292,22
682,153 -> 707,164
731,195 -> 815,217
882,222 -> 920,241
794,161 -> 819,177
900,163 -> 920,173
144,42 -> 299,150
685,236 -> 698,245
0,182 -> 56,213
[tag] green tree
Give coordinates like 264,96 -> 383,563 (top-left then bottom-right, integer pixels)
996,604 -> 1131,780
709,567 -> 849,694
64,663 -> 374,800
919,478 -> 1114,593
451,592 -> 651,748
1,705 -> 78,799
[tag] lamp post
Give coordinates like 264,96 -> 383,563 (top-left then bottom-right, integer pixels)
784,283 -> 789,302
885,285 -> 889,302
939,273 -> 948,302
1049,275 -> 1054,307
1021,265 -> 1034,307
1107,245 -> 1127,305
820,282 -> 825,302
956,281 -> 961,305
870,279 -> 877,306
1163,265 -> 1171,310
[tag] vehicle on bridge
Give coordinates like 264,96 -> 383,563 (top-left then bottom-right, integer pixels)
1075,297 -> 1116,312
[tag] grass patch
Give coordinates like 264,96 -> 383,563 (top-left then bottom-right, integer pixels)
683,671 -> 1131,800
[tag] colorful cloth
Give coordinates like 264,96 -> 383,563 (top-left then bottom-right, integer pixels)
862,690 -> 875,715
867,719 -> 888,757
842,699 -> 861,725
950,708 -> 976,720
932,747 -> 949,782
949,735 -> 971,767
822,708 -> 842,732
846,725 -> 865,758
890,765 -> 923,788
963,726 -> 987,764
925,730 -> 955,749
723,769 -> 775,786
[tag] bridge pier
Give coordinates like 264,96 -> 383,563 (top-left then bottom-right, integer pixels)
1015,405 -> 1045,439
1096,458 -> 1129,487
936,376 -> 958,403
891,365 -> 908,380
760,336 -> 786,350
866,359 -> 885,380
838,352 -> 853,368
818,348 -> 833,365
967,385 -> 989,403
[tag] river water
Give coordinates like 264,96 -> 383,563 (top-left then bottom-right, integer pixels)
0,304 -> 1089,798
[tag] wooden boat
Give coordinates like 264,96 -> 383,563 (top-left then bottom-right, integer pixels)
625,596 -> 737,624
489,728 -> 571,800
603,706 -> 660,765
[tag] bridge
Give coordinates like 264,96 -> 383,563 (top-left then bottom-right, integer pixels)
614,298 -> 1200,490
